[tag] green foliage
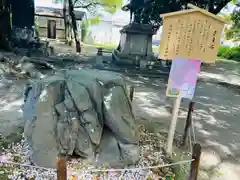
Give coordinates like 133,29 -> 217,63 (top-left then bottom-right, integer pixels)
88,16 -> 100,24
34,21 -> 39,37
81,16 -> 100,42
225,10 -> 240,42
83,32 -> 95,44
218,46 -> 240,61
220,13 -> 231,21
102,0 -> 123,13
126,0 -> 232,33
81,20 -> 89,42
94,43 -> 117,50
74,0 -> 123,14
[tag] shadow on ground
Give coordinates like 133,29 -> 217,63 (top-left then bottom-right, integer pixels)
127,68 -> 240,179
0,79 -> 25,136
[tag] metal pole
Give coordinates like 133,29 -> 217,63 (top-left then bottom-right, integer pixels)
181,101 -> 195,146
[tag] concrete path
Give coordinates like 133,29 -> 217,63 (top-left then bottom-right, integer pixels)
130,60 -> 240,180
0,51 -> 239,179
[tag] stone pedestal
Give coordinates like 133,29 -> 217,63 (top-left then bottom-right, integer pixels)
11,26 -> 37,50
112,23 -> 155,67
11,26 -> 52,57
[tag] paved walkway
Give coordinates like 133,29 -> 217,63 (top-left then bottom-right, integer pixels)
0,50 -> 239,179
199,60 -> 240,87
130,60 -> 240,180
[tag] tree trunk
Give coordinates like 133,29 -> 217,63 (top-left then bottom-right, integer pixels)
63,0 -> 72,45
208,0 -> 215,13
63,0 -> 68,43
0,0 -> 11,50
68,0 -> 81,53
67,24 -> 72,45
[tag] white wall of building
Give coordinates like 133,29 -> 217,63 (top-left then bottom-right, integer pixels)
35,0 -> 63,8
86,2 -> 130,45
35,0 -> 129,45
88,19 -> 127,45
35,0 -> 238,46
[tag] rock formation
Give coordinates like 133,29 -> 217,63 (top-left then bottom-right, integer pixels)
22,69 -> 139,168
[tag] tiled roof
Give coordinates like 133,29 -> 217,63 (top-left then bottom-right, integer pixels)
35,6 -> 86,20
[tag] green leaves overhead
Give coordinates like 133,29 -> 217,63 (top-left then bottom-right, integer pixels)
88,16 -> 100,24
232,0 -> 237,4
225,10 -> 240,41
82,16 -> 100,26
74,0 -> 123,14
126,0 -> 232,33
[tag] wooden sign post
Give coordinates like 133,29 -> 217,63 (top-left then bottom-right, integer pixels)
166,95 -> 182,154
159,4 -> 226,155
56,154 -> 67,180
165,57 -> 201,154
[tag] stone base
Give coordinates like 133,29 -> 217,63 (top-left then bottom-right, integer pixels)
112,23 -> 154,66
112,49 -> 155,68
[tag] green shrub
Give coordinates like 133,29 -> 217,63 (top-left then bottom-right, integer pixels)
81,21 -> 89,42
34,21 -> 39,37
218,46 -> 240,61
218,46 -> 229,57
84,32 -> 95,45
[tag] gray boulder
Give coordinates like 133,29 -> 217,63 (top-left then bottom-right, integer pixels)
23,69 -> 139,168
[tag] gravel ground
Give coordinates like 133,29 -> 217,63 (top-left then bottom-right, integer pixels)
0,126 -> 177,180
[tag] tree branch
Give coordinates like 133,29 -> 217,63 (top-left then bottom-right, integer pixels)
74,2 -> 99,8
212,0 -> 231,14
208,0 -> 214,12
74,2 -> 116,9
73,0 -> 78,5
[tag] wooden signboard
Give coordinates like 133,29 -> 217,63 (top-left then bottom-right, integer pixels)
158,5 -> 226,63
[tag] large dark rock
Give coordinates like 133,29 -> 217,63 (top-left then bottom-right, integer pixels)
23,69 -> 139,168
